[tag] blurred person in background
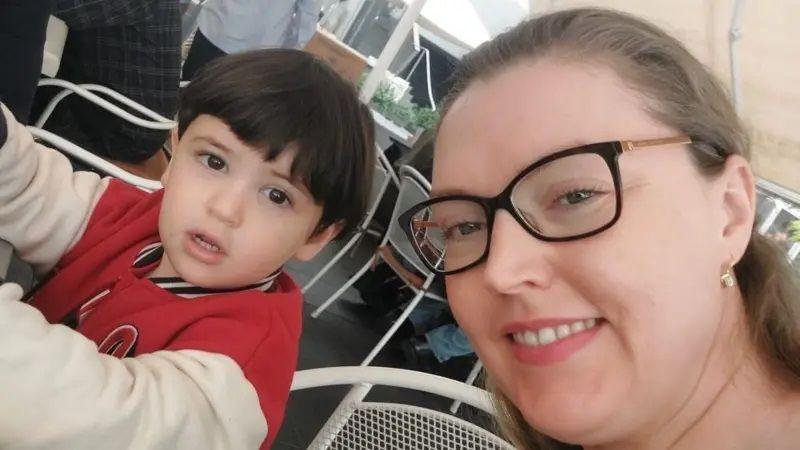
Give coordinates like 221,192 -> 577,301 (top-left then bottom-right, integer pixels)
37,0 -> 180,179
0,0 -> 55,124
182,0 -> 322,80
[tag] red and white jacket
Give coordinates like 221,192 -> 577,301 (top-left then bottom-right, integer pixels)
0,104 -> 302,449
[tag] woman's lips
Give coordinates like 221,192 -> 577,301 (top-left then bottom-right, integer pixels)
504,318 -> 606,366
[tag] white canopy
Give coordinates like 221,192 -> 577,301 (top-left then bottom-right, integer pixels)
416,0 -> 531,56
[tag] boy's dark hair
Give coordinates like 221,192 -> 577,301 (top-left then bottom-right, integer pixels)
178,48 -> 375,237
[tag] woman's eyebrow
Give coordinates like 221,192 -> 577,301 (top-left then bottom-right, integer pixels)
430,188 -> 473,199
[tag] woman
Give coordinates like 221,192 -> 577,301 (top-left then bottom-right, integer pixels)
400,8 -> 800,449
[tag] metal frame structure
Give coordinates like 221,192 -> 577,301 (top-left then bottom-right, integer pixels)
301,146 -> 397,294
290,366 -> 513,450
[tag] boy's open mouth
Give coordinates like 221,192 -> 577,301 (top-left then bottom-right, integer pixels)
191,233 -> 223,254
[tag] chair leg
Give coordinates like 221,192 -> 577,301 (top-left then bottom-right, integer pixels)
302,230 -> 364,295
449,359 -> 484,414
360,275 -> 434,367
310,254 -> 377,319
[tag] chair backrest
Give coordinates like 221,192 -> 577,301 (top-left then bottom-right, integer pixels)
376,145 -> 401,188
290,366 -> 513,450
384,165 -> 432,277
36,79 -> 175,130
27,127 -> 162,192
364,155 -> 392,221
313,401 -> 514,450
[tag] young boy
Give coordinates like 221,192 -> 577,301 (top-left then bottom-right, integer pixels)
0,49 -> 374,449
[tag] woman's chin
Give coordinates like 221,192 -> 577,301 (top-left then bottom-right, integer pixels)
512,383 -> 620,445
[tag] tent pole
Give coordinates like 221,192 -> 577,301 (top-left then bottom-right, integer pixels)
359,0 -> 428,103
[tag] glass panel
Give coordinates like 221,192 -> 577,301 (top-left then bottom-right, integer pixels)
755,192 -> 778,225
763,208 -> 800,255
320,0 -> 415,73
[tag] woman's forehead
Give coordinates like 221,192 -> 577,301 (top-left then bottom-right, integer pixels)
432,60 -> 668,194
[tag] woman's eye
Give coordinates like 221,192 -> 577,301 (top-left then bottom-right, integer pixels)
557,189 -> 596,206
444,222 -> 484,240
200,153 -> 227,172
263,188 -> 290,206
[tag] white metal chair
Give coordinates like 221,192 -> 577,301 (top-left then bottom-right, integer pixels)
28,79 -> 174,191
290,366 -> 513,450
310,165 -> 446,365
35,78 -> 176,130
27,127 -> 162,192
301,147 -> 396,295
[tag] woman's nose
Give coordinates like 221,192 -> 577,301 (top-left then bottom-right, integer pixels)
482,211 -> 554,295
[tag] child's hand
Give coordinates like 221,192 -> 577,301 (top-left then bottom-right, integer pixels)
0,283 -> 23,302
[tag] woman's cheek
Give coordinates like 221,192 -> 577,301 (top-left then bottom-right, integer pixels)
446,275 -> 494,340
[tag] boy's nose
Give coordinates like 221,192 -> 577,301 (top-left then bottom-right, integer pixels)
207,185 -> 245,228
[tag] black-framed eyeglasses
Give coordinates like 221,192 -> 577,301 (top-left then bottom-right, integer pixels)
399,136 -> 696,275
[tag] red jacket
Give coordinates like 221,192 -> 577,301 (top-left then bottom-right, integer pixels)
30,180 -> 302,449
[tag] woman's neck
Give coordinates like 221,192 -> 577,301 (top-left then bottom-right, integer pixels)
664,353 -> 800,450
592,292 -> 800,450
663,291 -> 800,450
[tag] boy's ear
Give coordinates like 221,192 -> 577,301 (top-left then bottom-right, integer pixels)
293,222 -> 345,262
170,127 -> 179,152
161,128 -> 180,186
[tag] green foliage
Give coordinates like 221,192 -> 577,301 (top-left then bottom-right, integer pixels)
412,105 -> 439,131
369,83 -> 395,110
790,220 -> 800,243
369,82 -> 440,132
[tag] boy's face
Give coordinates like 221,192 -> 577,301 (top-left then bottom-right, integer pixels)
156,114 -> 339,288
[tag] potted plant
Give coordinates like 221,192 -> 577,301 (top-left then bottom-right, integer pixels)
369,82 -> 439,133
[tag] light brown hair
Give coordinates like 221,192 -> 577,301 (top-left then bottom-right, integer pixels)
439,8 -> 800,449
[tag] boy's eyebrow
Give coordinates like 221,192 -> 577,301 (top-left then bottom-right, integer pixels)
265,167 -> 311,194
192,136 -> 233,154
193,134 -> 311,195
265,167 -> 293,183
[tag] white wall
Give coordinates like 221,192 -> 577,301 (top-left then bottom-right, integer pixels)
521,0 -> 800,191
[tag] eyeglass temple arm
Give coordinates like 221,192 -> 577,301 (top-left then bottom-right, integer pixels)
412,219 -> 438,231
620,135 -> 692,153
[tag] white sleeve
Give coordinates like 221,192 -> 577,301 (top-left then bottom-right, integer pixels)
0,104 -> 108,275
0,284 -> 268,450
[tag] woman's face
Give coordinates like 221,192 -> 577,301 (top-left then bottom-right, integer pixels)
434,59 -> 754,444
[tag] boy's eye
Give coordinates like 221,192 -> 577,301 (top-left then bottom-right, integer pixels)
263,188 -> 291,206
200,153 -> 227,171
